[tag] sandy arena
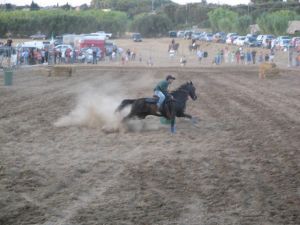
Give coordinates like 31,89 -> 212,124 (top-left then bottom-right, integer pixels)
0,39 -> 300,225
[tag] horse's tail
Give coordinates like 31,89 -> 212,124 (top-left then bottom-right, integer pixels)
115,99 -> 135,112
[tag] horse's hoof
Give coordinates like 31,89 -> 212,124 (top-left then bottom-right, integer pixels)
191,117 -> 198,124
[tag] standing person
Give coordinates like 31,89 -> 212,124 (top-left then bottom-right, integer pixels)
180,55 -> 187,66
235,48 -> 240,64
153,75 -> 176,112
296,53 -> 300,67
258,51 -> 264,63
264,53 -> 270,62
269,49 -> 275,63
251,49 -> 257,64
41,48 -> 45,63
92,48 -> 97,64
53,48 -> 57,64
240,48 -> 245,64
246,49 -> 252,65
196,49 -> 203,63
44,48 -> 49,63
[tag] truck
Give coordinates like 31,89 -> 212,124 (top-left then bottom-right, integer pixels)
74,36 -> 106,58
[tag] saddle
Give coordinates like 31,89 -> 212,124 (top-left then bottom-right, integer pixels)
145,95 -> 159,104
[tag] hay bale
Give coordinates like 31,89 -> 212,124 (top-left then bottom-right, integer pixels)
259,62 -> 280,79
37,66 -> 52,76
50,65 -> 75,77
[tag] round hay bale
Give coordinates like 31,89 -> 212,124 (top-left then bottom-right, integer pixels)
51,65 -> 74,77
259,62 -> 280,79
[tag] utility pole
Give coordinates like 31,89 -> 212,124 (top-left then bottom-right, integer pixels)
185,4 -> 188,25
152,0 -> 154,12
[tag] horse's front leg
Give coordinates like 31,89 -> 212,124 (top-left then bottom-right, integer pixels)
177,112 -> 192,119
178,112 -> 199,124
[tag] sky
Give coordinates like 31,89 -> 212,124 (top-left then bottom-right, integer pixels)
2,0 -> 250,7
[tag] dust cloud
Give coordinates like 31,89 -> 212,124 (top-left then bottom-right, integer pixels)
53,72 -> 162,132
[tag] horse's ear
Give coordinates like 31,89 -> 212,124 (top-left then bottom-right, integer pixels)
189,80 -> 193,85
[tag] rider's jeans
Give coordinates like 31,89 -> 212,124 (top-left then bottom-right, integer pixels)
154,90 -> 165,108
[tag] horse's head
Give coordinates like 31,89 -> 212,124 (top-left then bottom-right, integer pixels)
186,81 -> 197,100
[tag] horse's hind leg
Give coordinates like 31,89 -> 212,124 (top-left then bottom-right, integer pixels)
122,113 -> 134,123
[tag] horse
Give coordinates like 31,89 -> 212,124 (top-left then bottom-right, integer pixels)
188,44 -> 200,52
115,81 -> 197,133
168,43 -> 180,53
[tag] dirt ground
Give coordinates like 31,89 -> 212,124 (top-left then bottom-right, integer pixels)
0,38 -> 300,225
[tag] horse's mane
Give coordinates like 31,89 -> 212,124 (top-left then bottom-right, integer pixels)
171,82 -> 190,94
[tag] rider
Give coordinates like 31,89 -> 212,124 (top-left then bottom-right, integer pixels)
154,75 -> 175,111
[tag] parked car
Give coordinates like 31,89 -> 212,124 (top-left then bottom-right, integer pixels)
276,39 -> 292,50
184,30 -> 193,39
246,33 -> 258,39
234,36 -> 246,46
291,37 -> 300,48
54,44 -> 73,54
262,35 -> 275,48
204,33 -> 213,42
244,37 -> 260,47
226,35 -> 238,44
168,31 -> 177,38
213,33 -> 226,43
191,32 -> 202,40
132,33 -> 142,42
30,33 -> 47,40
256,34 -> 265,46
177,30 -> 185,38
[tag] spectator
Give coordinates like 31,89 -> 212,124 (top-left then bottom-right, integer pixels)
196,49 -> 203,63
264,53 -> 269,62
180,55 -> 187,66
45,48 -> 49,63
240,49 -> 245,64
220,49 -> 224,63
296,53 -> 300,67
251,49 -> 257,64
147,56 -> 153,66
235,48 -> 240,64
111,51 -> 116,61
269,49 -> 275,63
41,48 -> 45,63
246,49 -> 252,65
258,51 -> 264,63
229,51 -> 234,63
92,48 -> 97,64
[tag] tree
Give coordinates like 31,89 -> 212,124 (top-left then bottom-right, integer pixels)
257,10 -> 298,35
235,15 -> 252,35
4,3 -> 14,11
130,13 -> 172,37
30,1 -> 40,11
61,3 -> 71,10
208,8 -> 238,32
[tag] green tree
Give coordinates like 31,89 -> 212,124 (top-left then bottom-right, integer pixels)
130,13 -> 172,37
257,10 -> 298,35
208,8 -> 238,32
30,1 -> 40,10
235,15 -> 252,35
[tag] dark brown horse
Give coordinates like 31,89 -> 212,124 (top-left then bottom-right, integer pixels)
115,81 -> 197,133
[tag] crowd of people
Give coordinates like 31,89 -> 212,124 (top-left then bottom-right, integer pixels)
2,37 -> 300,68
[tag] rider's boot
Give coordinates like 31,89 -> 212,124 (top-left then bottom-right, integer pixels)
157,104 -> 162,114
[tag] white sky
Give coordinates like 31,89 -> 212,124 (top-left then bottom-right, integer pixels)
2,0 -> 250,7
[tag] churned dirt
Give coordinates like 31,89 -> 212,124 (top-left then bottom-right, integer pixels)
0,38 -> 300,225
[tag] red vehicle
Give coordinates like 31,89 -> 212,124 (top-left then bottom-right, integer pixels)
75,37 -> 105,57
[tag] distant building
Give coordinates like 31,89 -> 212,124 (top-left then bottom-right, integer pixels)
287,21 -> 300,34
